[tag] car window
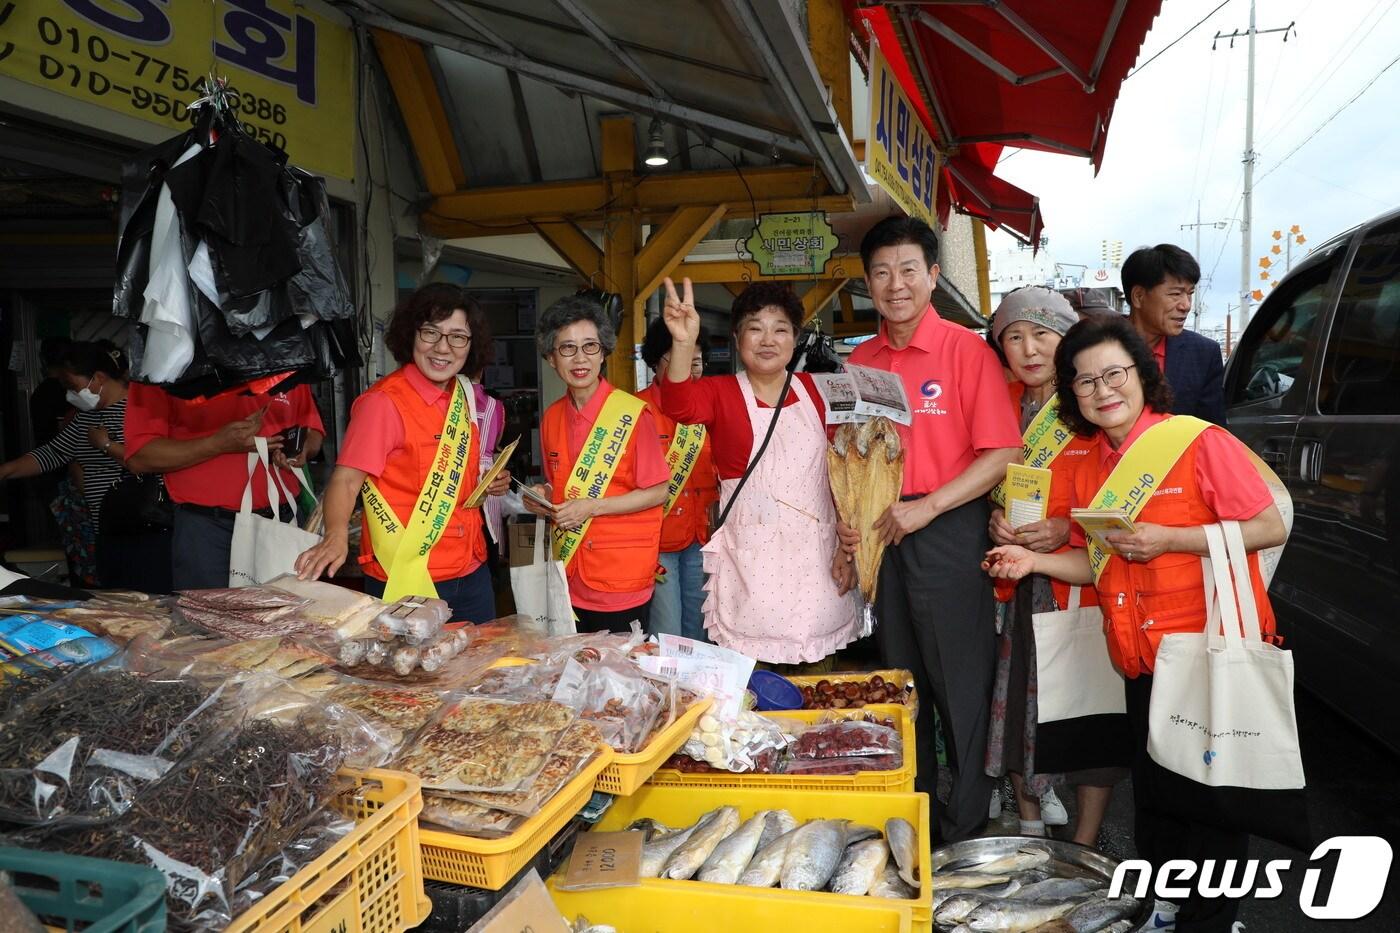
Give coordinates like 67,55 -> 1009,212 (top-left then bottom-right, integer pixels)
1319,220 -> 1400,416
1230,260 -> 1334,405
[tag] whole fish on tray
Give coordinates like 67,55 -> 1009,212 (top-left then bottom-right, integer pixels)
781,819 -> 879,891
662,806 -> 740,880
697,810 -> 773,884
828,838 -> 890,896
640,810 -> 718,878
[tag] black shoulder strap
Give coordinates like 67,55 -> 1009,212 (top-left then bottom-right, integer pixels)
713,367 -> 796,530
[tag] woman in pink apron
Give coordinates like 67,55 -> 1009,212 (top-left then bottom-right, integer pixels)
655,278 -> 861,664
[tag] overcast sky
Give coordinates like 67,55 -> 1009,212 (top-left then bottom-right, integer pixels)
988,0 -> 1400,336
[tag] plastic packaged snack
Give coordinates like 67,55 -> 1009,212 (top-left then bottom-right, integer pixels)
788,720 -> 901,760
680,709 -> 790,772
781,753 -> 900,775
371,595 -> 449,644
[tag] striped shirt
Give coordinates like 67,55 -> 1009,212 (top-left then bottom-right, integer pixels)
28,398 -> 132,532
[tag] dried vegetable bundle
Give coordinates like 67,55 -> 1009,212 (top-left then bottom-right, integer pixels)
826,418 -> 905,603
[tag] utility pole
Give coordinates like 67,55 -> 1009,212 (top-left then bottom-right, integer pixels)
1181,200 -> 1228,330
1214,6 -> 1295,336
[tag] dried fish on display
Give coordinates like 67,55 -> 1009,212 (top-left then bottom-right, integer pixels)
826,417 -> 904,603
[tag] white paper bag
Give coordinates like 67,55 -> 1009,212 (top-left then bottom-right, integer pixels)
509,518 -> 575,637
229,437 -> 322,587
1147,521 -> 1305,790
1033,586 -> 1125,724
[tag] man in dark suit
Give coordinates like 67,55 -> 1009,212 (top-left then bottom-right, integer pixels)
1122,244 -> 1227,425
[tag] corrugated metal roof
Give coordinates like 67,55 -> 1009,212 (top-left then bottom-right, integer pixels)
345,0 -> 865,196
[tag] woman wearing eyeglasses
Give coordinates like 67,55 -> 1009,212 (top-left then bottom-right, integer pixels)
983,315 -> 1286,932
294,284 -> 510,622
524,294 -> 670,634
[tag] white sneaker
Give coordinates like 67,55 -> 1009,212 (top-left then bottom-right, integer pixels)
1039,787 -> 1069,826
1146,900 -> 1179,931
989,788 -> 1003,819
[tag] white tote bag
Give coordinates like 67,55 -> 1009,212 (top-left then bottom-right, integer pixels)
229,437 -> 322,587
1033,586 -> 1126,724
1147,521 -> 1305,790
509,517 -> 575,636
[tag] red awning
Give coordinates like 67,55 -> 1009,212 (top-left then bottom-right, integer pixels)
847,1 -> 1162,241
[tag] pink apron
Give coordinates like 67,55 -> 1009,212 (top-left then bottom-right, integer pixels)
700,373 -> 862,663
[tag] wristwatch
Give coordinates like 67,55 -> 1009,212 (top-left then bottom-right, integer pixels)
102,440 -> 114,454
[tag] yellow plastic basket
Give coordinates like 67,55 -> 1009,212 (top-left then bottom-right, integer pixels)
786,668 -> 919,715
646,703 -> 916,791
579,784 -> 932,927
548,875 -> 914,932
416,746 -> 615,889
228,768 -> 431,933
592,698 -> 712,796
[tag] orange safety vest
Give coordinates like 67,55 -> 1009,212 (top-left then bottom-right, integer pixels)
540,390 -> 663,594
1002,381 -> 1100,611
1072,430 -> 1277,679
636,384 -> 718,553
357,367 -> 485,582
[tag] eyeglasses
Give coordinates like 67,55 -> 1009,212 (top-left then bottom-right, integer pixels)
1071,364 -> 1137,397
555,340 -> 603,358
417,326 -> 471,349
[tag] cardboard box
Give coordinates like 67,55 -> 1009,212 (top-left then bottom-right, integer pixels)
509,520 -> 539,568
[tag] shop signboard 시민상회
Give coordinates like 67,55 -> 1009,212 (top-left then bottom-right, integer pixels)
865,41 -> 940,228
0,0 -> 354,180
742,212 -> 837,276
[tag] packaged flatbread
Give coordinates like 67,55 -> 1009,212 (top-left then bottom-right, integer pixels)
396,698 -> 575,792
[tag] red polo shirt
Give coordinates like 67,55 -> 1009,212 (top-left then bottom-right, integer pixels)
124,382 -> 324,510
1068,409 -> 1274,547
847,307 -> 1020,496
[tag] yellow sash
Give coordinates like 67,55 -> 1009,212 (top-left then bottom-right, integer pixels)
661,423 -> 706,516
554,390 -> 646,568
990,394 -> 1076,507
1084,416 -> 1210,583
362,376 -> 475,601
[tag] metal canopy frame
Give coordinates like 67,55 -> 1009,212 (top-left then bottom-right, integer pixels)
887,0 -> 1130,154
346,0 -> 863,197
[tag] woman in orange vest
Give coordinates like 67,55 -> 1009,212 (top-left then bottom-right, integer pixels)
984,315 -> 1286,933
525,295 -> 669,634
293,284 -> 510,622
635,316 -> 719,643
982,287 -> 1127,845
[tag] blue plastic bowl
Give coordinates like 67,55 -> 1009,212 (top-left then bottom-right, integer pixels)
748,670 -> 803,711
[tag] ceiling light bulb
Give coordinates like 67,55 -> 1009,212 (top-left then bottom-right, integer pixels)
644,119 -> 669,167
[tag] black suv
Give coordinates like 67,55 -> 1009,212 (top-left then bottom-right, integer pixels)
1224,207 -> 1400,753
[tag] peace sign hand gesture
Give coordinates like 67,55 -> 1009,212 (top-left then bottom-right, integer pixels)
662,277 -> 700,347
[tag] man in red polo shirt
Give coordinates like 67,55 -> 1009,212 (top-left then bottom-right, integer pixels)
848,216 -> 1021,842
125,382 -> 324,589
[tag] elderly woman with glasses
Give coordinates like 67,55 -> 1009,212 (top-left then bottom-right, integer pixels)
295,283 -> 510,622
984,315 -> 1286,931
523,294 -> 670,634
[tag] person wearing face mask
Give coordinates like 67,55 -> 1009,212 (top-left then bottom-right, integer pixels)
0,341 -> 172,591
656,279 -> 861,667
524,294 -> 669,634
982,287 -> 1128,845
294,284 -> 510,622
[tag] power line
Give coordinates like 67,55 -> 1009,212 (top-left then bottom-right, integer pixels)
1127,0 -> 1234,79
1257,48 -> 1400,183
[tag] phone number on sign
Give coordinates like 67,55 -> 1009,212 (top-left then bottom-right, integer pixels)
31,16 -> 290,149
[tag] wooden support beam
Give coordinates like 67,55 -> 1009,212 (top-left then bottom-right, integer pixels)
532,221 -> 602,282
636,205 -> 728,299
723,283 -> 747,297
372,30 -> 465,196
801,279 -> 849,324
808,0 -> 853,138
671,256 -> 864,285
834,321 -> 878,338
601,116 -> 641,392
428,166 -> 835,224
423,196 -> 852,237
839,289 -> 856,324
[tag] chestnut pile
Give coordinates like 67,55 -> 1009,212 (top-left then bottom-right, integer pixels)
799,674 -> 906,709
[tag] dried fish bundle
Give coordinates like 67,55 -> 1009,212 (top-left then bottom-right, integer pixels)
827,417 -> 905,603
